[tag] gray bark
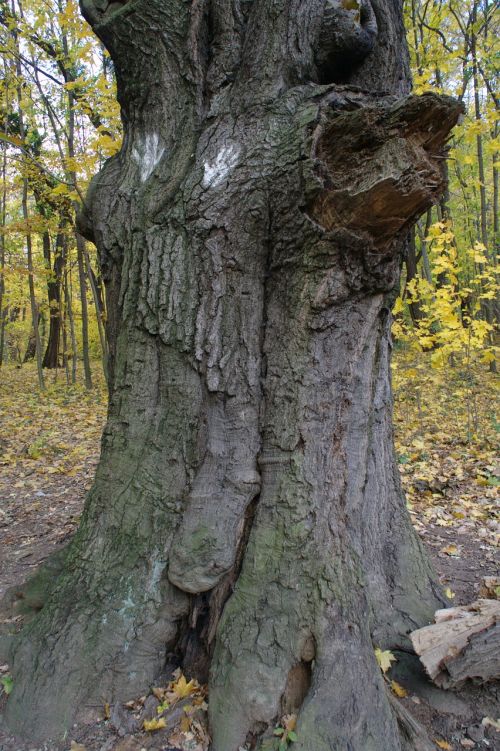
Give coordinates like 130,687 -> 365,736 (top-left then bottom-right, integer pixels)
1,1 -> 461,748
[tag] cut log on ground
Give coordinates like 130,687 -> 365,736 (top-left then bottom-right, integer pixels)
410,599 -> 500,689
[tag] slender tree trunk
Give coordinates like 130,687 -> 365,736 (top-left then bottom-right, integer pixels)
75,232 -> 93,388
2,1 -> 461,748
22,322 -> 36,362
416,210 -> 433,284
470,0 -> 497,354
0,147 -> 6,366
56,3 -> 94,388
494,124 -> 498,254
61,282 -> 70,385
64,251 -> 78,384
41,227 -> 66,369
470,4 -> 488,255
404,230 -> 424,325
21,183 -> 44,387
84,243 -> 108,380
491,121 -> 499,325
11,0 -> 44,387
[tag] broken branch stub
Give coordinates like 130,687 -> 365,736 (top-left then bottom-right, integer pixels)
310,92 -> 463,247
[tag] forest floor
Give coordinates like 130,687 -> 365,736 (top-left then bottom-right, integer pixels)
0,356 -> 498,751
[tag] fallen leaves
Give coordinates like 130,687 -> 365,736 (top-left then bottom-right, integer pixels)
375,648 -> 397,673
441,543 -> 460,557
170,674 -> 198,700
109,670 -> 209,750
143,717 -> 166,732
390,680 -> 408,698
152,669 -> 202,705
0,364 -> 106,479
393,352 -> 499,554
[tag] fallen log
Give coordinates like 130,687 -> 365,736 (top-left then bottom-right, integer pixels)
410,599 -> 500,689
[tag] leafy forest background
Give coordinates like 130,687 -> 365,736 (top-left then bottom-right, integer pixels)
0,0 -> 497,478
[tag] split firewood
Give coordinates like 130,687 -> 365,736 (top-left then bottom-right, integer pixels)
410,599 -> 500,689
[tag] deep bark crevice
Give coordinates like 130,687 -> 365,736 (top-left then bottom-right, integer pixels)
180,490 -> 261,684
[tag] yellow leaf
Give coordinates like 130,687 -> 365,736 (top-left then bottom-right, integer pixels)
180,714 -> 191,732
50,183 -> 71,196
143,717 -> 166,731
444,588 -> 455,600
391,681 -> 408,698
173,674 -> 198,699
435,740 -> 452,750
283,714 -> 297,732
393,296 -> 404,315
375,648 -> 396,673
441,544 -> 459,556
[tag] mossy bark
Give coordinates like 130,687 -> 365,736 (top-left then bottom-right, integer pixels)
3,1 -> 462,747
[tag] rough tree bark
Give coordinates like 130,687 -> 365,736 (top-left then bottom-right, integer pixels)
1,1 -> 462,748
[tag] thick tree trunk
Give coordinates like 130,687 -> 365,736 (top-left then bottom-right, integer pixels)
2,1 -> 461,748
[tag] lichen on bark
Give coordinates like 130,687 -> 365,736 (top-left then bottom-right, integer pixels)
1,1 -> 462,748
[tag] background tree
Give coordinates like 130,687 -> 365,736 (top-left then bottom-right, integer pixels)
397,0 -> 498,370
0,1 -> 465,750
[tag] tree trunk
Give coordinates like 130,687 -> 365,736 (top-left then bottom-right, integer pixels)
404,230 -> 424,326
64,253 -> 78,384
75,232 -> 93,388
42,227 -> 66,369
0,147 -> 6,368
2,1 -> 462,747
84,242 -> 109,380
